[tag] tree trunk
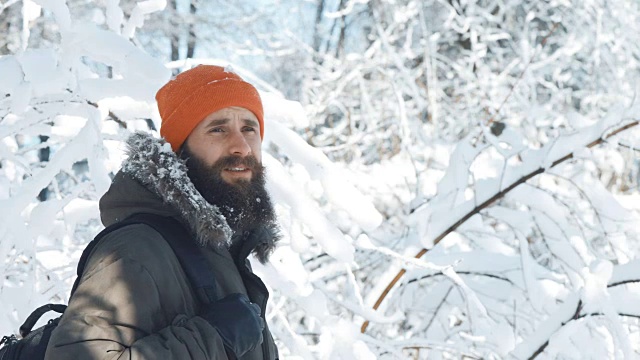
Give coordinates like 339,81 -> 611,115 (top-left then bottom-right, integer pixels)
169,0 -> 180,61
324,0 -> 346,59
186,0 -> 197,59
312,0 -> 326,55
335,0 -> 347,58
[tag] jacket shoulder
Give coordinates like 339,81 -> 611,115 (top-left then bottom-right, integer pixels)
81,223 -> 183,285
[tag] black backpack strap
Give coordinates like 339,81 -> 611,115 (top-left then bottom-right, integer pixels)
18,303 -> 67,337
71,213 -> 218,305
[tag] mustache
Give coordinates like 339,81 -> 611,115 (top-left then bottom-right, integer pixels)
213,155 -> 260,171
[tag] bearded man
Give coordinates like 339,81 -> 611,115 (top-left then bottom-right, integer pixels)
45,65 -> 281,359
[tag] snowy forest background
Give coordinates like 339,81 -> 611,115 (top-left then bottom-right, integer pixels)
1,0 -> 640,358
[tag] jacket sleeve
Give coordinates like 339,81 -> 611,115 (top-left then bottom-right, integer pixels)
44,225 -> 230,360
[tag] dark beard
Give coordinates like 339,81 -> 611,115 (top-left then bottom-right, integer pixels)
181,147 -> 277,238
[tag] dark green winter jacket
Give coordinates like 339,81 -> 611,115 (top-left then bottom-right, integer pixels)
45,133 -> 279,360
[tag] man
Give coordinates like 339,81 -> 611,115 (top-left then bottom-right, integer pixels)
45,65 -> 281,359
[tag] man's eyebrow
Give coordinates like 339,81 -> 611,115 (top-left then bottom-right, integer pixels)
203,118 -> 259,128
243,118 -> 260,128
204,118 -> 229,128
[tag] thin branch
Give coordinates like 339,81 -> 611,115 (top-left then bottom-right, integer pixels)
2,98 -> 128,130
527,300 -> 583,360
603,139 -> 640,153
608,279 -> 640,288
526,302 -> 640,359
424,285 -> 453,334
406,271 -> 515,286
486,23 -> 560,126
575,312 -> 640,321
510,275 -> 640,359
361,119 -> 640,333
86,101 -> 127,129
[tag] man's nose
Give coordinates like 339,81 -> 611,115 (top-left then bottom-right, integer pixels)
228,130 -> 251,157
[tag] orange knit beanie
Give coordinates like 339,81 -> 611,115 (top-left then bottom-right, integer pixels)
157,65 -> 264,152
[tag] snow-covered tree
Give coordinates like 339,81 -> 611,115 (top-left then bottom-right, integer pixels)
1,0 -> 639,359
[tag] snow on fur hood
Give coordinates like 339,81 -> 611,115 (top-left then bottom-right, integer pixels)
120,131 -> 234,248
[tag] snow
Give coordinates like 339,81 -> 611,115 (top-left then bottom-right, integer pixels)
22,0 -> 41,24
265,120 -> 382,233
32,0 -> 71,32
0,56 -> 23,95
1,1 -> 640,358
609,259 -> 640,286
61,22 -> 170,101
63,198 -> 100,224
122,0 -> 167,39
262,92 -> 310,128
19,49 -> 64,97
9,81 -> 32,115
51,115 -> 88,137
105,0 -> 124,33
264,154 -> 354,263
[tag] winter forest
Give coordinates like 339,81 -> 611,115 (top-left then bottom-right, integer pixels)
1,0 -> 639,358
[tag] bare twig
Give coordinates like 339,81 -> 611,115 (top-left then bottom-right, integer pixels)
527,300 -> 583,359
608,279 -> 640,288
406,271 -> 514,286
604,139 -> 640,153
86,101 -> 127,129
527,297 -> 640,359
510,272 -> 640,359
424,285 -> 453,334
486,23 -> 560,126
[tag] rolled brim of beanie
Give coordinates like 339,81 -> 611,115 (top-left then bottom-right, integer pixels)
160,78 -> 264,151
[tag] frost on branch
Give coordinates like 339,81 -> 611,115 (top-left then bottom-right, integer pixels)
364,107 -> 640,358
0,1 -> 170,334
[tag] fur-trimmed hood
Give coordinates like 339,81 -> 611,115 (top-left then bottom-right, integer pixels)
99,132 -> 279,257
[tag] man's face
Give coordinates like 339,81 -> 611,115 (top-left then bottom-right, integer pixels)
184,106 -> 262,185
181,106 -> 275,235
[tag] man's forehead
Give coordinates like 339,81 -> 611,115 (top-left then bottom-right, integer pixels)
200,107 -> 259,126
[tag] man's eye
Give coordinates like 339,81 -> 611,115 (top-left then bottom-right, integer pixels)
209,127 -> 224,133
243,126 -> 257,132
